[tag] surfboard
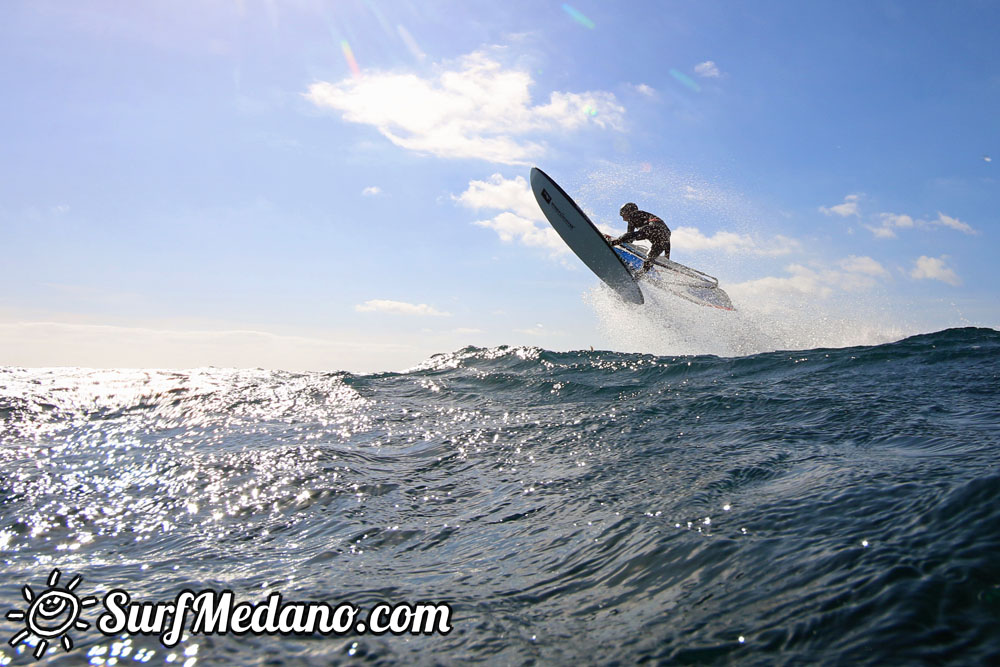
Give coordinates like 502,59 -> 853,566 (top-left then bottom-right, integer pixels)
530,167 -> 644,304
614,242 -> 735,310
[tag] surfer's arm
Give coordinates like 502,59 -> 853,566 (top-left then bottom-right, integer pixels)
614,229 -> 643,245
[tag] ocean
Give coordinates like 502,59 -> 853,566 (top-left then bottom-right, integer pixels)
1,327 -> 999,665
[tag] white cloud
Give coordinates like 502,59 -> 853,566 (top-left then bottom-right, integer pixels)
868,211 -> 975,238
473,212 -> 567,255
694,61 -> 720,78
362,186 -> 381,196
455,174 -> 568,255
910,256 -> 960,286
672,227 -> 753,252
672,226 -> 801,256
731,265 -> 834,300
881,212 -> 915,228
835,255 -> 891,290
821,195 -> 974,238
304,51 -> 625,164
730,255 -> 892,302
820,194 -> 861,217
934,212 -> 975,235
355,299 -> 451,316
769,235 -> 803,255
634,83 -> 656,96
839,255 -> 889,278
867,212 -> 914,239
454,173 -> 541,220
682,185 -> 703,201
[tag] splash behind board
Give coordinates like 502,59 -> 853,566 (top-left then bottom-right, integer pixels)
615,243 -> 735,311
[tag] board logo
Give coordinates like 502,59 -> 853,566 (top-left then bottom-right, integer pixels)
539,189 -> 574,229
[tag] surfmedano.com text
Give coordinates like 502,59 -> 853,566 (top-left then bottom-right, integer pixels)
98,590 -> 452,647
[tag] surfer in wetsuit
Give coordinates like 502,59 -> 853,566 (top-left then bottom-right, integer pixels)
608,202 -> 671,274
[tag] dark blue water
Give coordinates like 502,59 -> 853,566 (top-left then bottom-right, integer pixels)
1,327 -> 999,665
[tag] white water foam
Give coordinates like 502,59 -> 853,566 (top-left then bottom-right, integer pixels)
586,281 -> 910,357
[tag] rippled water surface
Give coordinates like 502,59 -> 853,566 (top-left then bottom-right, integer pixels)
2,327 -> 999,664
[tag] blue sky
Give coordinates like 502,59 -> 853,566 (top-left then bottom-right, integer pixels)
2,0 -> 997,371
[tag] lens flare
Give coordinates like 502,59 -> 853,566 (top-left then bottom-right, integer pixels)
341,40 -> 361,78
669,68 -> 701,93
397,25 -> 426,61
562,4 -> 595,29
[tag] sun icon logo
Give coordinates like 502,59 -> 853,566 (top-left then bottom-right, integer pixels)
6,568 -> 98,660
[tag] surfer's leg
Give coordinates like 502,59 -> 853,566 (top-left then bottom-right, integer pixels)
647,223 -> 671,259
638,239 -> 662,275
647,241 -> 667,263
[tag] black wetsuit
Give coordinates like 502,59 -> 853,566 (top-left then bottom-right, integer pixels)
611,210 -> 671,273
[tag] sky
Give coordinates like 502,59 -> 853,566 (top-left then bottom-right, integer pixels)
1,0 -> 997,372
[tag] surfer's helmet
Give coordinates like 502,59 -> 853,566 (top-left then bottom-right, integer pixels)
620,202 -> 639,218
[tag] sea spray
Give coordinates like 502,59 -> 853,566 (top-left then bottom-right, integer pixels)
586,280 -> 910,357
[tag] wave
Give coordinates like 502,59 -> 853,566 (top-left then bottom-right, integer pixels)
1,327 -> 998,664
